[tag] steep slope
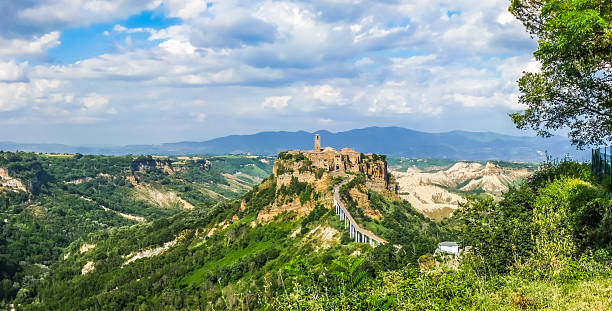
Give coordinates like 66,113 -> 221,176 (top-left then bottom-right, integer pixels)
389,159 -> 534,219
0,152 -> 273,304
15,151 -> 455,310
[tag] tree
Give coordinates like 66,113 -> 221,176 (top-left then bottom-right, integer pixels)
509,0 -> 611,148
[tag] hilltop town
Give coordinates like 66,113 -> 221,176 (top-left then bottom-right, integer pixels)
274,134 -> 398,193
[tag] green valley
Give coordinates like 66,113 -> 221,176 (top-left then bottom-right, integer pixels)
1,143 -> 610,310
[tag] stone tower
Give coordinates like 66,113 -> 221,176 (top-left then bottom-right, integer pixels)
314,134 -> 321,152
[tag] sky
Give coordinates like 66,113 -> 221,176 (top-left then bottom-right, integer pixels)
0,0 -> 542,145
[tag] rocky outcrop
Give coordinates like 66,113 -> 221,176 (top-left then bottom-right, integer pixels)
257,195 -> 319,222
66,177 -> 93,185
79,243 -> 96,254
258,135 -> 397,222
349,186 -> 382,220
131,159 -> 175,175
275,151 -> 397,193
0,168 -> 27,192
134,185 -> 195,210
65,173 -> 111,185
81,261 -> 95,275
391,161 -> 531,219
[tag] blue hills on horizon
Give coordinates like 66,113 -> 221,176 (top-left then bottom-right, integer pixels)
0,126 -> 585,161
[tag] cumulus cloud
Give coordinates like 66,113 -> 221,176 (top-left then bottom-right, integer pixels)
0,60 -> 28,82
81,93 -> 109,110
0,0 -> 542,143
262,96 -> 292,109
303,85 -> 345,106
11,0 -> 161,34
0,32 -> 60,57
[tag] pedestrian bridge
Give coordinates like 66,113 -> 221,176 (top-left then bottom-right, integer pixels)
332,178 -> 400,249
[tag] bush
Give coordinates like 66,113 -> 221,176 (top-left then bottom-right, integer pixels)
533,178 -> 603,265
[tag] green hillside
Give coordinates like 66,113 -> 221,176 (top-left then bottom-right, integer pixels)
0,152 -> 273,305
1,152 -> 610,310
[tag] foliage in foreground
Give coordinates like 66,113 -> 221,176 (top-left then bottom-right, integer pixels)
273,161 -> 612,310
509,0 -> 612,147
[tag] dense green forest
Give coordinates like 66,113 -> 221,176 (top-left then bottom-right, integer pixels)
0,152 -> 273,306
1,150 -> 611,310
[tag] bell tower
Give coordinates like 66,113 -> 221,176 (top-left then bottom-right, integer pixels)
314,134 -> 321,152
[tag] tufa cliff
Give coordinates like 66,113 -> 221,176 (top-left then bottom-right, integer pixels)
256,135 -> 398,221
273,134 -> 398,193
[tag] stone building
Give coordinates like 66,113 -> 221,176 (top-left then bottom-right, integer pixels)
283,135 -> 395,192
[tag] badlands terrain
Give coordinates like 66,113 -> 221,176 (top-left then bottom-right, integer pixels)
389,159 -> 535,219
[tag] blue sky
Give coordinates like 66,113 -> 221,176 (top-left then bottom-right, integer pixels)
0,0 -> 542,145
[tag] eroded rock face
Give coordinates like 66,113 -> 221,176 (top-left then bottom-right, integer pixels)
349,186 -> 382,220
131,159 -> 175,175
255,173 -> 334,222
274,149 -> 396,193
79,243 -> 96,254
81,261 -> 95,275
0,168 -> 27,192
391,161 -> 531,219
258,135 -> 398,222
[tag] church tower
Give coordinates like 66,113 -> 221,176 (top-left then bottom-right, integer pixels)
314,134 -> 321,152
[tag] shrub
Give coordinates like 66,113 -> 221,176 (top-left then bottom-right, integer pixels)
533,178 -> 602,265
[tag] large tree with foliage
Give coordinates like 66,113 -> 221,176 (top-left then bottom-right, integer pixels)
509,0 -> 611,148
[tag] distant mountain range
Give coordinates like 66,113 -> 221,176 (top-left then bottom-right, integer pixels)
0,127 -> 585,161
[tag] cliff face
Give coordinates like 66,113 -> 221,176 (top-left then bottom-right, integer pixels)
131,159 -> 176,175
390,161 -> 532,219
0,163 -> 47,194
274,151 -> 397,193
0,167 -> 27,192
256,151 -> 398,222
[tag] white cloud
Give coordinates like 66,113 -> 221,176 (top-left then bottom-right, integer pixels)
195,112 -> 206,122
0,83 -> 28,111
369,91 -> 413,114
0,32 -> 60,57
262,96 -> 292,109
303,85 -> 345,106
0,60 -> 28,82
163,0 -> 208,20
158,39 -> 197,55
0,78 -> 64,111
16,0 -> 161,29
81,93 -> 109,111
0,0 -> 541,143
497,11 -> 515,25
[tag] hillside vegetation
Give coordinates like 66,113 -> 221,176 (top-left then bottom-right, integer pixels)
274,161 -> 612,310
1,152 -> 610,310
0,152 -> 273,305
2,152 -> 455,310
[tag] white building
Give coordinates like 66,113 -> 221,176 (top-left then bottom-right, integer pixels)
437,241 -> 459,255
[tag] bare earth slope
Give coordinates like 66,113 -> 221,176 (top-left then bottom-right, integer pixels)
390,161 -> 532,219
